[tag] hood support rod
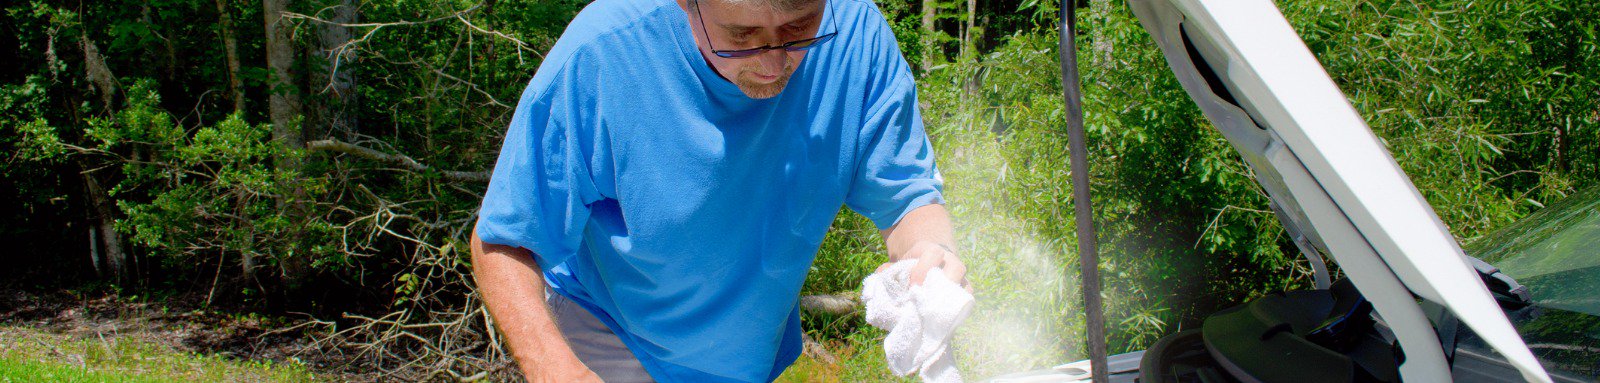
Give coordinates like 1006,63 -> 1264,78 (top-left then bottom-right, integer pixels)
1058,2 -> 1108,382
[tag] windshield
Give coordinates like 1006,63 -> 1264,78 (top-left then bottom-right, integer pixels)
1460,186 -> 1600,380
1470,186 -> 1600,317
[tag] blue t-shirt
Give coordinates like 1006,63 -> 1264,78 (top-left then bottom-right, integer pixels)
474,0 -> 942,381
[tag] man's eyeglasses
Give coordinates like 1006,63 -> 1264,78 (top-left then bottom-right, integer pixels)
692,0 -> 838,59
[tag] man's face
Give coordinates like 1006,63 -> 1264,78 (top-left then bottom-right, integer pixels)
683,0 -> 826,99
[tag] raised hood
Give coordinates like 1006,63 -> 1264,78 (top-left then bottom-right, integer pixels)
1126,0 -> 1551,381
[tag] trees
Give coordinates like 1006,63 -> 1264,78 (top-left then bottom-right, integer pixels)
1,0 -> 586,378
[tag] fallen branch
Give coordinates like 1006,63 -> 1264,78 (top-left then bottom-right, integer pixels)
801,332 -> 838,365
307,139 -> 489,182
799,293 -> 859,315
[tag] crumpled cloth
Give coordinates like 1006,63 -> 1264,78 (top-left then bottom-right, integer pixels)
861,260 -> 975,383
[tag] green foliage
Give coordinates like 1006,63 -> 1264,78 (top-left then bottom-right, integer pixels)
800,210 -> 882,341
13,80 -> 338,287
1284,0 -> 1600,238
873,0 -> 1598,375
2,77 -> 59,163
805,211 -> 885,296
874,0 -> 929,72
1,0 -> 584,306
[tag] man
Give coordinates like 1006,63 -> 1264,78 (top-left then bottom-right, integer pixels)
470,0 -> 967,381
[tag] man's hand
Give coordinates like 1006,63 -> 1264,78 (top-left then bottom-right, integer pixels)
879,240 -> 972,293
879,203 -> 972,292
471,229 -> 604,383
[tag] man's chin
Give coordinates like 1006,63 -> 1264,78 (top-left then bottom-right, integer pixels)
735,75 -> 791,99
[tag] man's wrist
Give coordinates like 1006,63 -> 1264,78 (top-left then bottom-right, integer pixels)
520,355 -> 592,381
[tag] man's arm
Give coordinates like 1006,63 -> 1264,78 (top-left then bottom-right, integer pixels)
470,229 -> 602,383
879,203 -> 969,289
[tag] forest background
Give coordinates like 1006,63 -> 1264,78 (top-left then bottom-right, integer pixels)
0,0 -> 1595,381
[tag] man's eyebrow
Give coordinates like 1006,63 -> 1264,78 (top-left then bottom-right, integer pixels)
718,24 -> 760,35
716,9 -> 824,35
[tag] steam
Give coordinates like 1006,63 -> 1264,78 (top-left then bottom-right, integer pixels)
933,127 -> 1085,379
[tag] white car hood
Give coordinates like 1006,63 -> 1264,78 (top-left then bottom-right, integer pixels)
1126,0 -> 1552,381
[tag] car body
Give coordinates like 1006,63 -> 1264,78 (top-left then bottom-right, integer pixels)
981,0 -> 1597,381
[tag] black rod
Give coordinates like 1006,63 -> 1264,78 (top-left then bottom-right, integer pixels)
1058,2 -> 1108,382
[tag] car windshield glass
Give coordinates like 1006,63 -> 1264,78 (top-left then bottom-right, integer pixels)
1462,186 -> 1600,379
1470,186 -> 1600,317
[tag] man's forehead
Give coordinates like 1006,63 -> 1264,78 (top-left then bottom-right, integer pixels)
704,0 -> 824,29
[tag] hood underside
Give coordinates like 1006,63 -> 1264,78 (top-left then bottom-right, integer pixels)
1126,0 -> 1551,381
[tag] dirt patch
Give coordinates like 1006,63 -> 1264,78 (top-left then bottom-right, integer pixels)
0,289 -> 373,381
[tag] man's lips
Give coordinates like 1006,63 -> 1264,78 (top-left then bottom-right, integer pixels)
748,72 -> 779,83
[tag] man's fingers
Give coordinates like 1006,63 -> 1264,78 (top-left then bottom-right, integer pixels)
908,262 -> 932,286
941,251 -> 967,287
908,244 -> 945,286
897,242 -> 970,289
939,251 -> 974,295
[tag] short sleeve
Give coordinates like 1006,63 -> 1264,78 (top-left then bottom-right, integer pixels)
475,79 -> 601,272
845,74 -> 945,230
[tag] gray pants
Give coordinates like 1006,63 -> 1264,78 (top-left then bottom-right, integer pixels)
547,289 -> 656,383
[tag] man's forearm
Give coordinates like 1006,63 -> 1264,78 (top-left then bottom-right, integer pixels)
878,203 -> 968,287
470,230 -> 595,382
881,203 -> 955,261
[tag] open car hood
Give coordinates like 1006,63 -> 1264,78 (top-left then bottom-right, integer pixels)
1126,0 -> 1551,381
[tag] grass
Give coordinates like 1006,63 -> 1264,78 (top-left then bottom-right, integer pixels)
777,329 -> 915,383
0,327 -> 319,383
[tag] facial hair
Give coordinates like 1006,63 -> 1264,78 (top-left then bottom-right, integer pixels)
732,55 -> 797,99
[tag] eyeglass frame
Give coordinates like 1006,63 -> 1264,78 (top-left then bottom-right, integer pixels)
691,0 -> 839,59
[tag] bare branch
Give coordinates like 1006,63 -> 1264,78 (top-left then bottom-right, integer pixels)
281,3 -> 481,29
427,66 -> 512,109
306,139 -> 489,182
282,1 -> 545,92
454,14 -> 544,62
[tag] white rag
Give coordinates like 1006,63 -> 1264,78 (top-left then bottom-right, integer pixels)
860,260 -> 975,383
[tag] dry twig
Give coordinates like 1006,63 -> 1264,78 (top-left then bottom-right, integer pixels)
307,139 -> 490,182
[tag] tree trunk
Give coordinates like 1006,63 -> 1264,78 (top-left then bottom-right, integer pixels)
1090,0 -> 1114,65
76,33 -> 127,282
310,0 -> 357,141
88,226 -> 102,277
81,36 -> 117,111
265,0 -> 302,144
82,169 -> 127,282
1555,123 -> 1567,173
140,4 -> 178,83
217,0 -> 245,114
264,0 -> 304,285
921,0 -> 936,70
964,0 -> 975,56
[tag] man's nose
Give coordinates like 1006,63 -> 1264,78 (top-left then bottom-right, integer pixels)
757,49 -> 786,75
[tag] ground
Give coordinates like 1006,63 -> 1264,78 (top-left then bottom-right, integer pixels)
0,289 -> 353,382
0,288 -> 911,382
